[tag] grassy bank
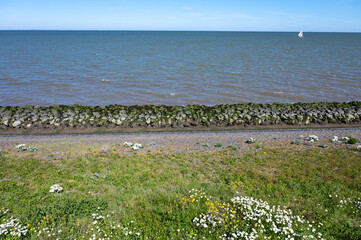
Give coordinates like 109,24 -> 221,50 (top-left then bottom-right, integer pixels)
0,142 -> 360,239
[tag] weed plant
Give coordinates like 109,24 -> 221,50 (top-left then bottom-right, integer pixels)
227,145 -> 238,151
348,137 -> 358,144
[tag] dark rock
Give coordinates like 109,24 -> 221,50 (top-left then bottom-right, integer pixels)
183,122 -> 190,127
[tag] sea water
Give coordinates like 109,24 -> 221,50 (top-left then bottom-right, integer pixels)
0,31 -> 360,106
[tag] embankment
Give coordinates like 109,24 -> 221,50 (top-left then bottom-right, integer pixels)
1,102 -> 361,134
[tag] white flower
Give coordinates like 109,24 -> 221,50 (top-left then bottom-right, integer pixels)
246,138 -> 256,143
49,184 -> 63,193
124,142 -> 133,147
132,145 -> 140,151
15,144 -> 26,149
132,143 -> 142,151
332,136 -> 339,142
0,218 -> 28,236
341,137 -> 349,141
308,135 -> 319,142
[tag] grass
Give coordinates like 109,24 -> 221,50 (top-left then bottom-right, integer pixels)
0,142 -> 361,239
227,145 -> 238,151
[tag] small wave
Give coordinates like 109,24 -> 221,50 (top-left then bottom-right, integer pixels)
151,92 -> 189,98
6,81 -> 31,85
59,93 -> 74,97
119,76 -> 133,79
101,79 -> 110,82
52,83 -> 72,87
167,93 -> 189,97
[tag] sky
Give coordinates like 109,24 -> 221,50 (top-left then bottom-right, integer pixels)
0,0 -> 360,32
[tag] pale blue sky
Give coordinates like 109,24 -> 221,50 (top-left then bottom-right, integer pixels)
0,0 -> 360,32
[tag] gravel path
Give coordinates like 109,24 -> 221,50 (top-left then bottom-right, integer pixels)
0,128 -> 360,157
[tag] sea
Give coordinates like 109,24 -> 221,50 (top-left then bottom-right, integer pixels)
0,31 -> 360,106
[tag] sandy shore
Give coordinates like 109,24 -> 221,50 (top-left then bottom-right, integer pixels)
0,128 -> 360,157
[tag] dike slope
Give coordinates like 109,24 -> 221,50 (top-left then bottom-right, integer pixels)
1,102 -> 361,135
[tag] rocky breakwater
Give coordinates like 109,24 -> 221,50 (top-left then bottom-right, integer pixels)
0,102 -> 361,132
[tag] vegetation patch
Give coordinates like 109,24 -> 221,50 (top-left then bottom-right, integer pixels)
227,145 -> 238,151
348,137 -> 358,144
0,143 -> 360,239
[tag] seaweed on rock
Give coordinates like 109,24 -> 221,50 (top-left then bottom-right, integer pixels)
0,102 -> 360,131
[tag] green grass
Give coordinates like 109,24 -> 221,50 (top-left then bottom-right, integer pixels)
0,146 -> 360,239
227,145 -> 238,151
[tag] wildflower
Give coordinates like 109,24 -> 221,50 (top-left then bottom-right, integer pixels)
192,193 -> 323,239
132,143 -> 142,151
15,144 -> 27,151
246,138 -> 256,144
308,135 -> 319,142
124,142 -> 132,147
0,218 -> 28,237
15,144 -> 26,149
49,184 -> 63,193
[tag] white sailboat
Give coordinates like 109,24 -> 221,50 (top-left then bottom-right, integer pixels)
297,30 -> 303,38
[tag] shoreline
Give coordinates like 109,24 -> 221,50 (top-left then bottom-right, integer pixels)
1,102 -> 361,135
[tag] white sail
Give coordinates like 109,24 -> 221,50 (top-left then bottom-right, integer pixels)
298,30 -> 303,38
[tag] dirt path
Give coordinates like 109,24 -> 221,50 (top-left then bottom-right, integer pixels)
0,128 -> 360,158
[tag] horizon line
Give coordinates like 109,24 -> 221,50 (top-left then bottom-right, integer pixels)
1,29 -> 361,33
